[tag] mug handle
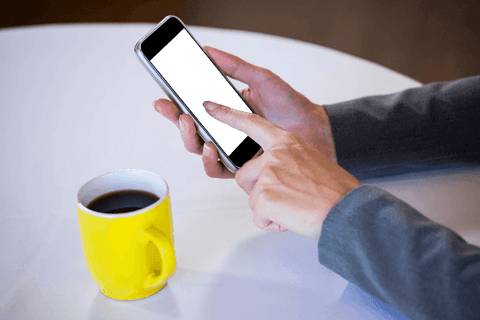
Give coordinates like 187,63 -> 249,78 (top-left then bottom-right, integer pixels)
140,227 -> 176,289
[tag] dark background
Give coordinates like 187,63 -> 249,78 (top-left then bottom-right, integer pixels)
2,0 -> 479,84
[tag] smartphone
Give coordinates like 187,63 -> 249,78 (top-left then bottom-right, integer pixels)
134,15 -> 261,173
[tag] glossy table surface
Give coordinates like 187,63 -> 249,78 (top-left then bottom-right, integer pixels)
1,23 -> 479,320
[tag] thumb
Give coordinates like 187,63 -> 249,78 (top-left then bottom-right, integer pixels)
203,101 -> 280,151
203,46 -> 270,86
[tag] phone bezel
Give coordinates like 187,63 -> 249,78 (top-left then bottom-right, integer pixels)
134,15 -> 261,172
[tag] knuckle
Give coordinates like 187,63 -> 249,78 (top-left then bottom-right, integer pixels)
259,68 -> 277,81
213,105 -> 231,118
278,130 -> 299,144
254,188 -> 275,213
277,130 -> 292,142
244,112 -> 262,123
256,189 -> 271,206
221,106 -> 233,117
236,174 -> 253,195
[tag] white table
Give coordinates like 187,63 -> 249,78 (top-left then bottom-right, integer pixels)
1,23 -> 479,320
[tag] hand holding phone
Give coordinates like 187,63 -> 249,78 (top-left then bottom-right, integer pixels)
140,16 -> 337,178
135,16 -> 261,173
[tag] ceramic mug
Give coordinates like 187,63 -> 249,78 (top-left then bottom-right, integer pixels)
77,169 -> 176,300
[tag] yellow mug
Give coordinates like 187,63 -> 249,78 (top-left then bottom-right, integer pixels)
77,169 -> 176,300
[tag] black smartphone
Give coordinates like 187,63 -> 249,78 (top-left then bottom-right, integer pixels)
134,15 -> 261,172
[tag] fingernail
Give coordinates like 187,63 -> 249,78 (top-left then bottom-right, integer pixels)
203,143 -> 211,157
203,101 -> 217,111
179,116 -> 186,131
153,100 -> 161,113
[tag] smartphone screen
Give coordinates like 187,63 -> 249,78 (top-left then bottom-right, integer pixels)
140,17 -> 261,168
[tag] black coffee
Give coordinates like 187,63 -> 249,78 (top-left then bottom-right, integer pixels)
87,190 -> 160,214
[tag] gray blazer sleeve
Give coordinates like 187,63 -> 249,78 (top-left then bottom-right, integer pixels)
323,76 -> 480,180
319,185 -> 480,320
318,76 -> 480,319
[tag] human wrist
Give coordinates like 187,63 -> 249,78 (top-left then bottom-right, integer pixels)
301,103 -> 337,163
319,104 -> 337,163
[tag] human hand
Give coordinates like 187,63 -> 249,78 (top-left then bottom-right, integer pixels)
202,101 -> 360,241
153,46 -> 336,179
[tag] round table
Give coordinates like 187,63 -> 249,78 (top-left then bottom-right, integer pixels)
1,23 -> 479,320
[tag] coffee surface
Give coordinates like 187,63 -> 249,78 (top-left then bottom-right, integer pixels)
87,190 -> 160,214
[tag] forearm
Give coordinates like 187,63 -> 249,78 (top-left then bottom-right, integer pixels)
324,76 -> 480,180
318,185 -> 480,319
